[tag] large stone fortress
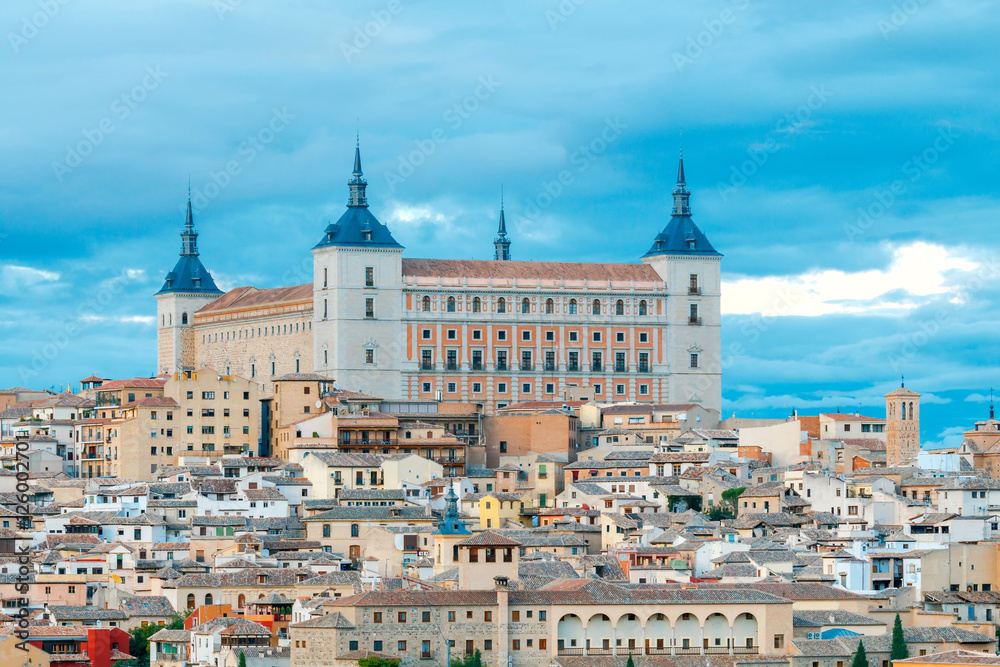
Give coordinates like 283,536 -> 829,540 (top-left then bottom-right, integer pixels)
156,145 -> 723,413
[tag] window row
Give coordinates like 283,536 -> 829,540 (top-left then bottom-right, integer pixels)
418,349 -> 654,373
419,380 -> 656,397
420,296 -> 653,316
421,328 -> 652,344
201,321 -> 310,344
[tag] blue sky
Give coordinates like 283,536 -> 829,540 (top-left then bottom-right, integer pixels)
2,0 -> 998,448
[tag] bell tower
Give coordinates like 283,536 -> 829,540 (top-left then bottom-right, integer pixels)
885,380 -> 921,466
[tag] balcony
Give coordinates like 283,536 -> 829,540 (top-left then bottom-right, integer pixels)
420,652 -> 434,660
567,363 -> 580,372
544,362 -> 556,372
591,363 -> 602,372
733,647 -> 759,655
586,648 -> 614,656
638,363 -> 650,373
520,363 -> 533,372
615,364 -> 627,373
471,362 -> 483,371
688,317 -> 702,325
496,362 -> 508,371
445,362 -> 457,371
420,362 -> 434,371
689,286 -> 701,295
557,648 -> 585,656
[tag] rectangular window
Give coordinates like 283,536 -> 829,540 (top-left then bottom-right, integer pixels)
365,298 -> 374,318
592,331 -> 601,342
690,353 -> 699,368
398,611 -> 406,623
365,349 -> 374,365
472,382 -> 482,393
365,266 -> 374,286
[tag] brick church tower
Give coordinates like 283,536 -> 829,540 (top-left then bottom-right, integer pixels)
885,382 -> 921,466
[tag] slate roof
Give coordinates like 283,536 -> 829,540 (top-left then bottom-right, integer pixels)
120,596 -> 175,617
792,610 -> 885,627
47,605 -> 128,621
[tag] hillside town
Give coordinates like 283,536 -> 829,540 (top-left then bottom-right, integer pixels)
2,374 -> 1000,667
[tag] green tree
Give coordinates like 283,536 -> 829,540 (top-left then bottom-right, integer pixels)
891,613 -> 909,661
359,657 -> 401,667
238,651 -> 248,667
626,654 -> 635,667
121,611 -> 191,667
449,650 -> 483,667
852,639 -> 869,667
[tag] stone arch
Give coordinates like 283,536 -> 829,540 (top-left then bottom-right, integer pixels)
673,611 -> 700,652
615,612 -> 643,653
587,613 -> 613,650
704,612 -> 730,651
645,613 -> 670,653
733,612 -> 759,650
557,614 -> 584,650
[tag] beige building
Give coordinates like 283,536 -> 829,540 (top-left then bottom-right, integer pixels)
156,150 -> 724,414
288,579 -> 792,667
163,368 -> 260,460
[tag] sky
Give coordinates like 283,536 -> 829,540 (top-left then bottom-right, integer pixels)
1,0 -> 998,448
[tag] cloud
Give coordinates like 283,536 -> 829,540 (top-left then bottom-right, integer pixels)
722,242 -> 980,316
0,265 -> 60,293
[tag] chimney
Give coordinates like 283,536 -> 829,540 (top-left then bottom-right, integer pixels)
495,577 -> 509,666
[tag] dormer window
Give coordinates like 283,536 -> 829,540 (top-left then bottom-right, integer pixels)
362,229 -> 372,241
686,238 -> 696,250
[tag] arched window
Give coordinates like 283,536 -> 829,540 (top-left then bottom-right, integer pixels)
351,523 -> 360,538
447,296 -> 456,312
615,300 -> 624,315
592,299 -> 601,315
204,593 -> 213,606
901,402 -> 906,421
238,594 -> 246,609
909,402 -> 914,420
569,299 -> 577,314
422,296 -> 431,312
322,524 -> 331,538
639,300 -> 647,316
521,298 -> 530,314
498,298 -> 506,313
545,298 -> 554,314
181,312 -> 188,325
186,594 -> 195,609
472,297 -> 481,313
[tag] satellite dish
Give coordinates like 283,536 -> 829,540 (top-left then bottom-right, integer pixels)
315,400 -> 322,409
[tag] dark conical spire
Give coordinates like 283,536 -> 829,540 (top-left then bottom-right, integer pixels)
157,190 -> 222,295
181,195 -> 198,256
348,139 -> 368,208
672,149 -> 691,217
494,188 -> 511,261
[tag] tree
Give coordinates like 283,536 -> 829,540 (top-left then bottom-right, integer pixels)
239,652 -> 248,667
891,613 -> 909,661
359,657 -> 401,667
708,486 -> 746,520
626,654 -> 635,667
450,650 -> 483,667
121,611 -> 191,667
852,639 -> 869,667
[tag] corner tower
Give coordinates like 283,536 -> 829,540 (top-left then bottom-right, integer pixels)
312,142 -> 404,397
156,197 -> 223,374
641,152 -> 722,412
885,381 -> 920,466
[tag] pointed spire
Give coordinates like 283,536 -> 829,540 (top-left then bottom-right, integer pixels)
347,140 -> 368,207
671,148 -> 691,217
180,188 -> 198,257
990,388 -> 994,421
494,187 -> 511,261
